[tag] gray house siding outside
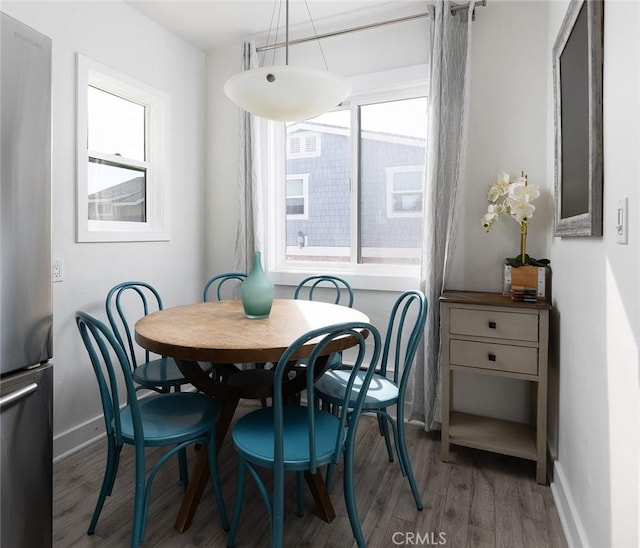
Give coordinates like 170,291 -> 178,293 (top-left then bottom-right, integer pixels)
286,127 -> 424,255
360,136 -> 424,248
287,130 -> 351,248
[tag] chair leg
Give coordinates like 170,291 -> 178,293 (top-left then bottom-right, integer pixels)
131,446 -> 147,548
207,432 -> 230,531
178,447 -> 189,489
272,470 -> 285,548
396,418 -> 423,510
325,463 -> 335,492
378,413 -> 394,463
343,441 -> 366,548
227,459 -> 248,548
88,435 -> 121,534
296,471 -> 304,517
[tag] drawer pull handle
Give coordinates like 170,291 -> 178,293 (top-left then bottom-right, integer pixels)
488,353 -> 496,362
488,321 -> 497,329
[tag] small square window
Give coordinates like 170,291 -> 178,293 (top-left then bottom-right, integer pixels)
387,167 -> 425,217
286,175 -> 309,219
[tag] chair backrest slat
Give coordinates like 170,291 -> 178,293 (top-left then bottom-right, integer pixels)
294,275 -> 354,307
203,272 -> 247,302
380,290 -> 427,393
105,281 -> 164,369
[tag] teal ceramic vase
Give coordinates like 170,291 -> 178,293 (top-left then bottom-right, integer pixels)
240,251 -> 274,319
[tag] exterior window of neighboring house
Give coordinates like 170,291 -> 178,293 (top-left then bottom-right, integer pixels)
76,55 -> 170,242
286,174 -> 309,219
386,166 -> 425,218
287,131 -> 321,158
266,66 -> 427,284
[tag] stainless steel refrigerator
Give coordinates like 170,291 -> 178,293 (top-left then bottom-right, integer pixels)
0,12 -> 53,548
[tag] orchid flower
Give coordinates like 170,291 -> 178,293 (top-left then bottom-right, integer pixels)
482,171 -> 547,267
509,200 -> 536,224
481,172 -> 540,231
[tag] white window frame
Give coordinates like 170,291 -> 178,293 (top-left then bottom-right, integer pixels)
264,65 -> 428,291
76,54 -> 170,242
386,165 -> 425,218
286,174 -> 309,220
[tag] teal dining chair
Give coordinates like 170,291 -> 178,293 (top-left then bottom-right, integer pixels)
315,290 -> 427,510
75,311 -> 229,548
203,272 -> 273,408
107,281 -> 214,485
202,272 -> 265,387
203,272 -> 247,302
294,274 -> 354,372
226,321 -> 382,548
106,281 -> 213,393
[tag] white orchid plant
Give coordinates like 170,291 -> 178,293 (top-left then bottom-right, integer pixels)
482,172 -> 549,267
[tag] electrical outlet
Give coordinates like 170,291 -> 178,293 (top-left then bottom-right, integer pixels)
52,258 -> 64,282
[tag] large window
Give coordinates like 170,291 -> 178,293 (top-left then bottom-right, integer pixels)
267,74 -> 427,282
77,55 -> 170,242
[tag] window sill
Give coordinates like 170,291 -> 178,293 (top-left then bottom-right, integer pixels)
268,269 -> 420,292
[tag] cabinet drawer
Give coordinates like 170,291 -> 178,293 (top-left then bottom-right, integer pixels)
449,308 -> 538,342
449,340 -> 538,375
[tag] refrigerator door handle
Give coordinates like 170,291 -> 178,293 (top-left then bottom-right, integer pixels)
0,382 -> 38,409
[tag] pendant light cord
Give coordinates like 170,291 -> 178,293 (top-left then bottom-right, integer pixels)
285,0 -> 289,65
260,0 -> 330,70
303,0 -> 329,71
262,0 -> 281,68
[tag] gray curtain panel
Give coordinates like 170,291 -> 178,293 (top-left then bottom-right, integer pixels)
234,41 -> 265,274
410,1 -> 474,431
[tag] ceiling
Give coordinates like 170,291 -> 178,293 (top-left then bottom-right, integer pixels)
125,1 -> 428,51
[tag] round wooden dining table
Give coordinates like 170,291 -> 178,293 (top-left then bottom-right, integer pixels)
134,298 -> 369,533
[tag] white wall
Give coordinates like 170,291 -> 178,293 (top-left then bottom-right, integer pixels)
2,1 -> 207,458
461,1 -> 551,292
546,2 -> 640,547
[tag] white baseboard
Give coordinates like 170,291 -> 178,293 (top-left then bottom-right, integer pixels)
53,413 -> 105,463
551,461 -> 590,548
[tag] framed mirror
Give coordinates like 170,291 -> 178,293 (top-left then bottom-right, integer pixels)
552,0 -> 604,236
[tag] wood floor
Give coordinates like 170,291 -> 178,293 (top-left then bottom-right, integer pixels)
53,401 -> 568,548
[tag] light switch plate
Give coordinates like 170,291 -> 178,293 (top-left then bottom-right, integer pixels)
616,197 -> 628,244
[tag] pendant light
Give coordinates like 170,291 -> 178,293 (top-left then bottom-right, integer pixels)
224,0 -> 351,122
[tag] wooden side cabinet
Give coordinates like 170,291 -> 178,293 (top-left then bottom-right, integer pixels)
439,290 -> 550,484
